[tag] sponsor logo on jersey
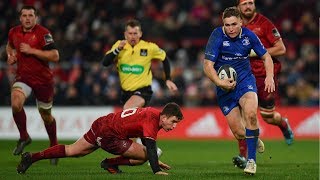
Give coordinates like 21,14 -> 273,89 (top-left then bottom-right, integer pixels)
223,106 -> 230,113
223,41 -> 230,47
140,49 -> 148,56
247,85 -> 254,90
120,64 -> 144,74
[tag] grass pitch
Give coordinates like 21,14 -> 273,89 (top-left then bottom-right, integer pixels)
0,139 -> 318,179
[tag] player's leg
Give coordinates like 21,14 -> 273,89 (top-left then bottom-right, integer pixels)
256,76 -> 294,145
239,92 -> 259,175
225,107 -> 247,169
17,136 -> 97,174
100,139 -> 147,174
35,84 -> 59,164
11,82 -> 32,155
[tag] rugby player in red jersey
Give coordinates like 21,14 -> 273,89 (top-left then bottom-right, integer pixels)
232,0 -> 294,169
17,102 -> 183,175
6,5 -> 59,165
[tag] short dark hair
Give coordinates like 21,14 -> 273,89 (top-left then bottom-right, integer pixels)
19,5 -> 37,16
125,19 -> 142,31
222,7 -> 241,19
161,102 -> 184,120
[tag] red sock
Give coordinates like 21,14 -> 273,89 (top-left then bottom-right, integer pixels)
31,145 -> 66,163
13,108 -> 28,140
238,139 -> 247,158
107,156 -> 131,166
44,118 -> 58,146
279,118 -> 288,133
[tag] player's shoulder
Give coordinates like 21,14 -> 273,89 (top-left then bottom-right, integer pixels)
34,24 -> 51,33
212,27 -> 223,35
256,13 -> 274,26
143,107 -> 161,116
9,25 -> 22,33
139,40 -> 159,48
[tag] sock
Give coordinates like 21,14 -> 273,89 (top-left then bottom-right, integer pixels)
278,118 -> 288,133
238,139 -> 247,158
13,108 -> 28,140
44,118 -> 58,146
31,144 -> 65,163
106,156 -> 131,166
246,128 -> 259,161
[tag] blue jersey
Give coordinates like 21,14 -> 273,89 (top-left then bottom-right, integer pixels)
204,27 -> 266,115
204,27 -> 267,83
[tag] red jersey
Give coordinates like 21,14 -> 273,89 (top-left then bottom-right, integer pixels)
98,107 -> 161,140
244,13 -> 282,77
8,24 -> 55,86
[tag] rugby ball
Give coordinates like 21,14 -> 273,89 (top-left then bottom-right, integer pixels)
217,64 -> 237,82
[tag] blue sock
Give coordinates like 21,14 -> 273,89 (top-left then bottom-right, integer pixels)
246,128 -> 259,161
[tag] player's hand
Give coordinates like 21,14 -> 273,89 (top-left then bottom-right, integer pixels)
166,80 -> 178,92
20,43 -> 34,55
155,171 -> 169,175
219,78 -> 236,91
7,52 -> 17,65
158,160 -> 171,170
264,75 -> 275,93
118,40 -> 127,50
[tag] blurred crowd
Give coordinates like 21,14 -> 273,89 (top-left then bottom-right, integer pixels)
0,0 -> 318,107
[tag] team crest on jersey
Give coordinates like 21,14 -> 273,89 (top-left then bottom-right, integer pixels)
272,28 -> 280,37
242,37 -> 250,46
140,49 -> 148,56
44,33 -> 54,45
223,41 -> 230,47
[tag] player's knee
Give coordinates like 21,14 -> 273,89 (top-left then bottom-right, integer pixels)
260,107 -> 275,124
245,111 -> 257,126
65,145 -> 85,157
11,103 -> 23,113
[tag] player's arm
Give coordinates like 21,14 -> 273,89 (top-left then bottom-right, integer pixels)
261,52 -> 275,93
142,137 -> 169,175
162,57 -> 178,91
203,59 -> 235,91
267,38 -> 286,57
102,40 -> 126,67
20,42 -> 59,62
6,42 -> 17,65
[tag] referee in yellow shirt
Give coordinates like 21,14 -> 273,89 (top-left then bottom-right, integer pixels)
102,19 -> 177,108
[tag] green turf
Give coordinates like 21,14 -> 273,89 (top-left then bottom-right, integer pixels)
0,139 -> 318,179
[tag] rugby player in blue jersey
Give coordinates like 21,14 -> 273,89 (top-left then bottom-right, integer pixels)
203,7 -> 275,175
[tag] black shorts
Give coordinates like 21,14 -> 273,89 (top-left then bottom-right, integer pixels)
120,86 -> 153,106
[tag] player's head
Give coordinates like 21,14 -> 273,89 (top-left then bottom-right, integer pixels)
236,0 -> 256,19
124,19 -> 142,46
222,7 -> 242,38
160,102 -> 184,132
19,5 -> 38,31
